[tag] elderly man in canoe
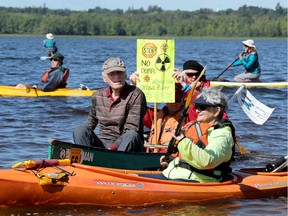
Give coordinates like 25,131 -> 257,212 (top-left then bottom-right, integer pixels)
73,57 -> 147,152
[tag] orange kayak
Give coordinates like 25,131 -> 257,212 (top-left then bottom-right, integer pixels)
0,160 -> 287,207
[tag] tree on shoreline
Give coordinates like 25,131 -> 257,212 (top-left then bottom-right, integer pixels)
0,4 -> 286,37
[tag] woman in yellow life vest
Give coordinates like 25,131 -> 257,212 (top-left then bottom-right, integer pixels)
160,87 -> 235,183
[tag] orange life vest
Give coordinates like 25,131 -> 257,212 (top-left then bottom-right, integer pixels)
183,121 -> 211,148
148,110 -> 181,145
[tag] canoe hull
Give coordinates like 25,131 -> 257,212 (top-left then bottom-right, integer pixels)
48,139 -> 164,170
0,164 -> 286,207
0,86 -> 94,97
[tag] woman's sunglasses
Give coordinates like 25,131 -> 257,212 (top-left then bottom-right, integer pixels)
186,72 -> 201,77
195,104 -> 212,111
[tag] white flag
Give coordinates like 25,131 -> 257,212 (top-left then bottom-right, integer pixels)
229,85 -> 275,125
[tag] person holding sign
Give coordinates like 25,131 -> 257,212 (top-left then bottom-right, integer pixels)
159,87 -> 235,183
130,72 -> 185,151
173,60 -> 210,121
73,57 -> 147,152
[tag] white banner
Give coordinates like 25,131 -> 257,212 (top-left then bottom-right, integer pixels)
229,85 -> 275,125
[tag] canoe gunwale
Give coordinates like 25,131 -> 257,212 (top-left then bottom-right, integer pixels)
49,139 -> 164,156
48,139 -> 165,170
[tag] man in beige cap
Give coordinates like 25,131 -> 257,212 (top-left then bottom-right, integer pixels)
229,39 -> 261,82
73,57 -> 147,152
43,33 -> 58,57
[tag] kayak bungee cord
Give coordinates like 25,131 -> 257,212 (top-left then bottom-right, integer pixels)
12,159 -> 74,186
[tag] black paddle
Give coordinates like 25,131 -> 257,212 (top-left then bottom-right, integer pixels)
212,54 -> 243,81
165,66 -> 207,160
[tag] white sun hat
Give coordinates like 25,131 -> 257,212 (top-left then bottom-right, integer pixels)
242,39 -> 256,48
46,33 -> 54,39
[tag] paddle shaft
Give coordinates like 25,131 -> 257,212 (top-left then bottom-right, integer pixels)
166,66 -> 207,157
214,54 -> 243,80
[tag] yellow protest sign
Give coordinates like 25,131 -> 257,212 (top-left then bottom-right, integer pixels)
136,39 -> 175,103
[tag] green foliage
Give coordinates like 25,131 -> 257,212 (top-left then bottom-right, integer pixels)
0,5 -> 286,37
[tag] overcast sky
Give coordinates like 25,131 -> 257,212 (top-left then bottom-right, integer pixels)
1,0 -> 287,11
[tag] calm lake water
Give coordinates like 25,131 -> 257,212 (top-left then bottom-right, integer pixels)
0,36 -> 287,215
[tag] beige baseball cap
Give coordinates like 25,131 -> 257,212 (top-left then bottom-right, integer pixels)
102,57 -> 126,74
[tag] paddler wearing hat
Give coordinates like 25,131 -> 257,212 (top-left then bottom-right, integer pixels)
172,60 -> 211,122
43,33 -> 58,57
229,39 -> 261,82
16,53 -> 69,91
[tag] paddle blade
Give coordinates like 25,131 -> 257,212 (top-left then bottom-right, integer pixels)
12,160 -> 36,169
236,140 -> 249,155
12,162 -> 24,169
12,159 -> 71,169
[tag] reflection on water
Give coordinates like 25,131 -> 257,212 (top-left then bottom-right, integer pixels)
1,197 -> 287,215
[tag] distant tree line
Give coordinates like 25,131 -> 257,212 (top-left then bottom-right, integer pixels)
0,3 -> 286,37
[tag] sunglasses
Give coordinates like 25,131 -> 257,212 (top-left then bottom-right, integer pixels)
195,104 -> 213,111
186,72 -> 201,77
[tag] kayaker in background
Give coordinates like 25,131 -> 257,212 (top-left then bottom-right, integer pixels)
43,33 -> 58,57
16,53 -> 69,91
229,39 -> 261,82
172,60 -> 210,121
73,57 -> 147,152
